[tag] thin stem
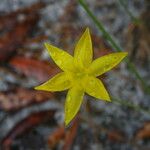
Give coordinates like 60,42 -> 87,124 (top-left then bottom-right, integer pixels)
112,97 -> 150,115
78,0 -> 150,94
79,0 -> 121,52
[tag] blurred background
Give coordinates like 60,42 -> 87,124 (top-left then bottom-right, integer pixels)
0,0 -> 150,150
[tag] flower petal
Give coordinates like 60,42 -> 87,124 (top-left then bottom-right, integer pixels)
45,43 -> 74,72
83,76 -> 110,101
65,85 -> 84,126
88,52 -> 128,76
34,72 -> 71,91
74,28 -> 93,69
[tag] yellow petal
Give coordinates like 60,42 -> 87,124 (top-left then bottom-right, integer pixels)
34,72 -> 71,92
45,43 -> 74,72
74,28 -> 93,69
88,52 -> 128,76
65,85 -> 84,126
83,76 -> 110,101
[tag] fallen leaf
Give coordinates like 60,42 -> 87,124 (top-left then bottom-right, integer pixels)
0,87 -> 54,111
135,122 -> 150,140
0,100 -> 61,143
1,110 -> 55,150
0,2 -> 46,62
48,126 -> 65,149
63,117 -> 79,150
0,2 -> 45,32
47,116 -> 79,150
107,130 -> 125,142
10,56 -> 60,82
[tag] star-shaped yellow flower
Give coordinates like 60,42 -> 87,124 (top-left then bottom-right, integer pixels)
35,28 -> 127,125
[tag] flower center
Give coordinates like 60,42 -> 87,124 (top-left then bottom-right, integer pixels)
76,72 -> 85,78
68,68 -> 89,86
70,71 -> 87,83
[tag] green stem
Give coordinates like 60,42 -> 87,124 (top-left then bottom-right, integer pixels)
79,0 -> 121,52
112,97 -> 150,115
78,0 -> 150,94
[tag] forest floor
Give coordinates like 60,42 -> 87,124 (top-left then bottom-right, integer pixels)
0,0 -> 150,150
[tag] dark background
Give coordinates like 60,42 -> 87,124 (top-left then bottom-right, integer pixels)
0,0 -> 150,150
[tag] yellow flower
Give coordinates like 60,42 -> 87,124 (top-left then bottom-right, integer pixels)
35,28 -> 127,125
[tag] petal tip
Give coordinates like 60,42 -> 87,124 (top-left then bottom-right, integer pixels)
34,85 -> 47,91
85,27 -> 90,31
85,27 -> 90,34
123,52 -> 128,57
44,42 -> 54,51
44,42 -> 51,52
117,52 -> 128,57
101,93 -> 111,102
44,42 -> 49,48
106,94 -> 111,102
102,96 -> 111,102
106,98 -> 111,102
65,118 -> 70,126
118,52 -> 128,58
34,86 -> 41,90
120,52 -> 128,61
